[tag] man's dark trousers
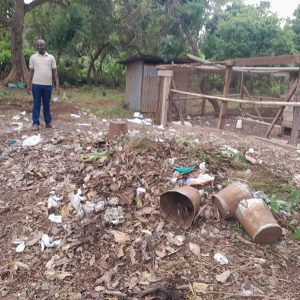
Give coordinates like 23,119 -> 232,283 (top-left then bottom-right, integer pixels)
32,84 -> 52,125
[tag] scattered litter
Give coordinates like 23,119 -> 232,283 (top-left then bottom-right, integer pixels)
193,282 -> 208,293
22,134 -> 43,147
216,270 -> 231,283
245,154 -> 258,164
175,166 -> 196,174
8,139 -> 17,146
242,288 -> 254,297
10,122 -> 23,131
95,200 -> 106,212
155,137 -> 164,142
236,119 -> 243,129
15,241 -> 26,253
214,253 -> 229,265
48,195 -> 63,209
41,234 -> 61,251
70,114 -> 81,118
78,123 -> 91,127
80,151 -> 111,163
184,174 -> 215,186
189,242 -> 200,257
127,118 -> 152,126
13,261 -> 30,271
12,115 -> 21,121
108,197 -> 120,206
133,112 -> 143,119
220,145 -> 239,157
160,186 -> 200,230
199,162 -> 207,173
172,121 -> 193,127
69,188 -> 86,218
83,201 -> 95,214
128,129 -> 140,137
104,206 -> 125,225
166,158 -> 176,165
48,214 -> 63,223
236,198 -> 282,244
53,96 -> 59,102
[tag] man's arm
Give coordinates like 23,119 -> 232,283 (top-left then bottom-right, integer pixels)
52,68 -> 60,94
27,69 -> 34,95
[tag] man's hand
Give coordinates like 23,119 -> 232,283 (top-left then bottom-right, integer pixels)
26,84 -> 31,95
56,84 -> 60,95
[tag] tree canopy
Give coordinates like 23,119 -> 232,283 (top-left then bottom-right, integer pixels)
0,0 -> 299,86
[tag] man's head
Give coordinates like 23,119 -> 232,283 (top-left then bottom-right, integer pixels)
36,39 -> 46,55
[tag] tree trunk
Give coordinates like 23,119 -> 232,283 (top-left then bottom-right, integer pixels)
2,0 -> 28,85
87,44 -> 109,84
87,55 -> 98,85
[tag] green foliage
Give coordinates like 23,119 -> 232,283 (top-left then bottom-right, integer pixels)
203,1 -> 295,60
266,190 -> 300,213
101,56 -> 125,88
58,59 -> 86,86
80,151 -> 112,163
117,0 -> 208,60
292,5 -> 300,52
0,27 -> 11,72
25,1 -> 88,58
291,227 -> 300,240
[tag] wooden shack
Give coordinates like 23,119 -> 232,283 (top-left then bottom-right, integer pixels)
120,56 -> 190,113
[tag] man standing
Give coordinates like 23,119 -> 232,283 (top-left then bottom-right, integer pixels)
27,39 -> 59,130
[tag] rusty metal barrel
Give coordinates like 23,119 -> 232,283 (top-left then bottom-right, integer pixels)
108,120 -> 128,141
235,198 -> 282,244
160,186 -> 201,230
212,181 -> 253,219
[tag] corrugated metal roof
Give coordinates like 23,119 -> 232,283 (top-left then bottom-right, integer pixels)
119,55 -> 193,65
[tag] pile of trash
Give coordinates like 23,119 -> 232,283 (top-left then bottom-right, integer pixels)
0,115 -> 299,299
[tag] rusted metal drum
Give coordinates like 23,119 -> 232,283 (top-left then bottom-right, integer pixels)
235,198 -> 282,244
160,186 -> 201,229
212,181 -> 253,219
108,121 -> 128,140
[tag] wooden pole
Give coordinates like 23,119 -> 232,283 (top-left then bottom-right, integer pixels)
239,72 -> 244,110
158,70 -> 173,127
265,78 -> 298,138
290,68 -> 300,145
217,66 -> 232,129
170,89 -> 300,107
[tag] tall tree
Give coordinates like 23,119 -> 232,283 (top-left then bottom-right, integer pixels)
25,1 -> 88,64
0,0 -> 64,85
202,1 -> 295,60
292,5 -> 300,52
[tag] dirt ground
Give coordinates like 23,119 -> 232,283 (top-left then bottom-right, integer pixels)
0,96 -> 300,300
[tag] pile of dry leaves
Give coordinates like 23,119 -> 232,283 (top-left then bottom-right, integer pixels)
0,117 -> 299,300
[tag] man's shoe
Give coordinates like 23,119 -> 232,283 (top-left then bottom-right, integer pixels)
45,124 -> 53,129
32,124 -> 39,131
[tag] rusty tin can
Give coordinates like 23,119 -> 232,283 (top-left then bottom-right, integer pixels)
212,181 -> 253,219
235,198 -> 282,244
160,186 -> 201,230
108,121 -> 128,140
